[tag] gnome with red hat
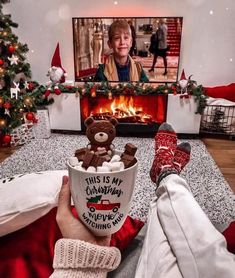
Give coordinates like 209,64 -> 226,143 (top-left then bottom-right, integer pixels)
47,43 -> 67,85
178,69 -> 192,95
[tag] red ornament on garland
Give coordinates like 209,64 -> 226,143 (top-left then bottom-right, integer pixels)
54,87 -> 62,95
44,89 -> 51,98
3,134 -> 11,144
8,45 -> 15,54
0,59 -> 4,66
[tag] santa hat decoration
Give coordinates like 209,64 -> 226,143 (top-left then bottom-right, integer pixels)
50,43 -> 67,83
179,69 -> 188,89
180,69 -> 187,80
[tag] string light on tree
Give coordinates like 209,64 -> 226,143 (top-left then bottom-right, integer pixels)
0,118 -> 6,127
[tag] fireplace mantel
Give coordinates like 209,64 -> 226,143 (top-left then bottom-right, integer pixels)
47,93 -> 201,135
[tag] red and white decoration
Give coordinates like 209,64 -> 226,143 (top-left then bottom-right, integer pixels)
10,123 -> 35,146
47,43 -> 67,86
178,69 -> 192,96
33,108 -> 51,139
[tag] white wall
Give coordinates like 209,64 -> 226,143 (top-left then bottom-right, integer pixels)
3,0 -> 235,86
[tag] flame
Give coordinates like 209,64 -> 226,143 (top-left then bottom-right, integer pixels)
95,95 -> 152,123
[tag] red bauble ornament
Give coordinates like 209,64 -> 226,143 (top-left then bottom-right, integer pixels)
8,45 -> 15,54
0,59 -> 4,66
26,112 -> 35,121
3,102 -> 11,109
3,134 -> 11,144
54,88 -> 62,95
44,89 -> 51,98
28,82 -> 34,91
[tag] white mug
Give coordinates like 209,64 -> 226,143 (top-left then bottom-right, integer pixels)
68,158 -> 138,236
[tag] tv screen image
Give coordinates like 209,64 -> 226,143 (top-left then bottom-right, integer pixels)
72,17 -> 183,83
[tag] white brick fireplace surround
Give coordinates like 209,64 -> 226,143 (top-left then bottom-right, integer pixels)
47,94 -> 201,134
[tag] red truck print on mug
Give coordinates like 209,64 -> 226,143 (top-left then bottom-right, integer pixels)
87,199 -> 121,213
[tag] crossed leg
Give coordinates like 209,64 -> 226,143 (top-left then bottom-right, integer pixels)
135,123 -> 235,278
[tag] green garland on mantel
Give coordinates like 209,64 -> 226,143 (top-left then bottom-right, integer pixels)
32,79 -> 208,115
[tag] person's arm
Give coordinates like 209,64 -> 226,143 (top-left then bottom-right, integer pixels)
50,176 -> 121,278
51,239 -> 120,278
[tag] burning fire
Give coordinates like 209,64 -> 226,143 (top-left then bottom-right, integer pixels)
90,96 -> 153,123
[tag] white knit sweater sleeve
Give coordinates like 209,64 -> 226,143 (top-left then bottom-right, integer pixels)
50,238 -> 121,278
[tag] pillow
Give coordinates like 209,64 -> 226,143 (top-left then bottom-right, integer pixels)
0,207 -> 144,278
204,83 -> 235,102
0,170 -> 67,236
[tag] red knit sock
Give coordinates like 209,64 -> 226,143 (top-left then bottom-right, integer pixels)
150,123 -> 177,183
173,142 -> 191,173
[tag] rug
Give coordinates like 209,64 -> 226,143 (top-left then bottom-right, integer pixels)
1,134 -> 234,230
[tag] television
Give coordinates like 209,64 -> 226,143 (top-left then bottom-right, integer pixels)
72,17 -> 183,83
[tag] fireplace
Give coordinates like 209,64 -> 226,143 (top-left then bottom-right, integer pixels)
80,94 -> 168,136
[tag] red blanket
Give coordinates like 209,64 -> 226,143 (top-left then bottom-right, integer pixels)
0,207 -> 144,278
0,208 -> 234,278
204,83 -> 235,102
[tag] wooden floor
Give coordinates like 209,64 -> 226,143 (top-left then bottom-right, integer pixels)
0,138 -> 235,193
202,138 -> 235,193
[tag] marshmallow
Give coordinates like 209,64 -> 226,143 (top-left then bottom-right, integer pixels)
110,154 -> 121,163
97,166 -> 110,172
110,161 -> 125,172
102,161 -> 113,171
68,157 -> 79,167
87,166 -> 96,172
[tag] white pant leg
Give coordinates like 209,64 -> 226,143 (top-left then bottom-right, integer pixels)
135,199 -> 183,278
156,174 -> 235,278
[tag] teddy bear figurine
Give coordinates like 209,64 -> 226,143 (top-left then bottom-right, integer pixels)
84,116 -> 118,155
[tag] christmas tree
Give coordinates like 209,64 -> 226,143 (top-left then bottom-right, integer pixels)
0,0 -> 47,145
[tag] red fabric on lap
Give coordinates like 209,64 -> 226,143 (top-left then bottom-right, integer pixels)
2,207 -> 233,278
111,215 -> 145,251
0,207 -> 144,277
0,208 -> 61,278
222,221 -> 235,254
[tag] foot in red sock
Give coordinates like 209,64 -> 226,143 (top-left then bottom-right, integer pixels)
173,142 -> 191,173
150,123 -> 177,183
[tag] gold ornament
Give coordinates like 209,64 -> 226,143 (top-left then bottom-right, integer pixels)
24,96 -> 32,106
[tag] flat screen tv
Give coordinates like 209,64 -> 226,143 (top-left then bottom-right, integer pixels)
72,17 -> 183,83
